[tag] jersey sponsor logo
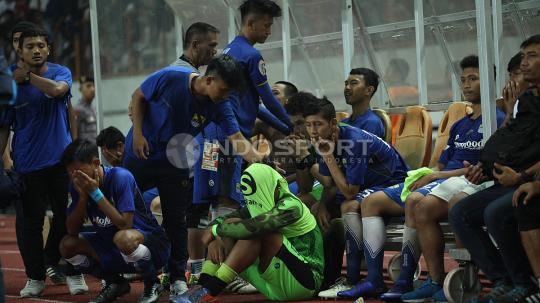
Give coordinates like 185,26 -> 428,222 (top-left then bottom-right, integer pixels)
92,215 -> 113,227
240,171 -> 257,196
209,179 -> 215,187
454,140 -> 483,150
245,198 -> 263,209
258,59 -> 266,76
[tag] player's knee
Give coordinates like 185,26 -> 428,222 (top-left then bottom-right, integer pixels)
414,200 -> 432,226
60,235 -> 81,258
340,200 -> 358,214
150,197 -> 161,214
360,195 -> 378,216
405,194 -> 422,214
113,230 -> 141,254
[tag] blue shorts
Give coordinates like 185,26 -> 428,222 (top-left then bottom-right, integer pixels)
82,229 -> 170,274
336,186 -> 386,204
192,125 -> 244,205
382,178 -> 447,206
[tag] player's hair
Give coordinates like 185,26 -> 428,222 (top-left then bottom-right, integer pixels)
18,29 -> 49,49
61,139 -> 99,166
183,22 -> 220,50
349,67 -> 380,96
289,92 -> 335,121
389,58 -> 410,78
507,53 -> 522,74
96,127 -> 125,149
275,81 -> 298,98
205,54 -> 246,91
460,54 -> 497,79
79,75 -> 94,85
240,0 -> 282,23
520,34 -> 540,49
10,21 -> 37,41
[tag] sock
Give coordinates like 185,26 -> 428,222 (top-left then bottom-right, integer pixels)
121,244 -> 157,283
215,263 -> 237,285
398,225 -> 421,282
66,254 -> 103,278
343,212 -> 363,284
201,260 -> 220,277
200,264 -> 234,296
188,258 -> 205,275
362,216 -> 386,287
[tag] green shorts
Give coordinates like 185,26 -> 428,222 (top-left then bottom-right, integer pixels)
239,237 -> 317,301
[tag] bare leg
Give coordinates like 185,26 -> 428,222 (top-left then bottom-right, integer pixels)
520,230 -> 540,278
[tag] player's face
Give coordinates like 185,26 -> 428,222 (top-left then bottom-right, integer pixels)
460,67 -> 481,104
101,145 -> 123,167
18,36 -> 49,68
521,43 -> 540,84
344,74 -> 370,105
305,114 -> 332,141
12,32 -> 22,51
251,15 -> 274,44
272,83 -> 287,105
196,32 -> 219,66
80,81 -> 95,101
66,160 -> 98,182
207,76 -> 231,102
290,114 -> 308,137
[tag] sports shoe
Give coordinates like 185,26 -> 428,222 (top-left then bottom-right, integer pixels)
318,277 -> 353,299
138,281 -> 164,303
170,285 -> 218,303
20,279 -> 45,298
380,279 -> 414,301
432,288 -> 448,302
469,281 -> 512,303
66,274 -> 89,295
89,278 -> 131,303
188,273 -> 200,286
338,280 -> 386,299
401,278 -> 442,302
491,286 -> 538,303
46,266 -> 66,285
170,280 -> 189,299
159,272 -> 170,288
524,290 -> 540,303
224,277 -> 258,294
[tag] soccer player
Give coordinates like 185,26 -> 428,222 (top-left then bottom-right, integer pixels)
59,139 -> 170,303
124,54 -> 269,300
74,75 -> 97,142
0,29 -> 87,297
342,68 -> 385,138
301,93 -> 408,298
172,163 -> 324,303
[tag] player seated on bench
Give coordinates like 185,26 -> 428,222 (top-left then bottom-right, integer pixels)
172,163 -> 324,303
59,139 -> 170,303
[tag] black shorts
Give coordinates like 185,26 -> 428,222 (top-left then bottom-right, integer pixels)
515,195 -> 540,231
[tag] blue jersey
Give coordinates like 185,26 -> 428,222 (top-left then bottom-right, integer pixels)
319,124 -> 409,190
223,36 -> 291,137
68,166 -> 161,239
439,108 -> 506,170
124,67 -> 240,161
341,109 -> 385,139
2,63 -> 72,173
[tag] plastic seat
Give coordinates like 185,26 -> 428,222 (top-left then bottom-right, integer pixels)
429,102 -> 472,167
372,108 -> 393,144
394,106 -> 432,169
336,111 -> 350,123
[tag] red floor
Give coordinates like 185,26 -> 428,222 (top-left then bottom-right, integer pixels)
0,215 -> 461,303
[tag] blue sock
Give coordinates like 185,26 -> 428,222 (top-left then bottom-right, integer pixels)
345,230 -> 363,284
397,226 -> 420,282
362,216 -> 385,287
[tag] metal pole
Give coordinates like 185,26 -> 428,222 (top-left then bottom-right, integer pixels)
414,0 -> 428,106
282,0 -> 291,81
492,0 -> 504,95
341,0 -> 354,80
475,0 -> 498,142
174,15 -> 184,59
89,0 -> 104,131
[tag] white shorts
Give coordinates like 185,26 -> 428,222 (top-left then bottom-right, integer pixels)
429,175 -> 494,202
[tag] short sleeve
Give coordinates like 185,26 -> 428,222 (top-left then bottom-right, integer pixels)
54,66 -> 72,88
111,169 -> 136,213
140,69 -> 174,102
213,101 -> 240,136
248,53 -> 268,87
438,121 -> 459,166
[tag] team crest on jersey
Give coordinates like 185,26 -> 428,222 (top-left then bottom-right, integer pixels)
258,59 -> 267,76
191,114 -> 206,128
209,180 -> 214,187
240,172 -> 257,196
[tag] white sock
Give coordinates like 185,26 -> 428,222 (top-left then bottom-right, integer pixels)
362,216 -> 386,259
65,254 -> 89,267
402,225 -> 421,263
121,244 -> 151,263
343,212 -> 363,250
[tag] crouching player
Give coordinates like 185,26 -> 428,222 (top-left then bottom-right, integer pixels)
173,163 -> 324,302
59,139 -> 170,303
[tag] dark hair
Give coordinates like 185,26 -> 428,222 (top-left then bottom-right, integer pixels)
96,127 -> 125,149
240,0 -> 282,23
389,58 -> 410,77
61,139 -> 99,166
350,67 -> 380,96
183,22 -> 220,50
520,34 -> 540,49
460,54 -> 497,79
10,21 -> 37,40
79,75 -> 94,85
18,29 -> 49,49
275,81 -> 298,98
291,92 -> 336,121
284,91 -> 308,115
507,53 -> 522,73
205,54 -> 245,91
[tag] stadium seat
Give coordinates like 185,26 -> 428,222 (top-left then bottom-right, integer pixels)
372,108 -> 393,143
336,111 -> 350,123
429,102 -> 472,167
394,106 -> 432,169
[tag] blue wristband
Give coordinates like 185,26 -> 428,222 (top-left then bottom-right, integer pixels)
89,188 -> 104,204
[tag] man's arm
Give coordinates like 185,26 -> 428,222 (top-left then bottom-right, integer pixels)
257,105 -> 290,135
95,197 -> 134,230
323,154 -> 360,200
0,127 -> 10,163
210,207 -> 251,226
228,131 -> 266,163
257,84 -> 292,128
28,73 -> 69,98
131,87 -> 149,159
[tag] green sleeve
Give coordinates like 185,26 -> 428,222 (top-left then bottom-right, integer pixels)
211,207 -> 251,225
215,202 -> 301,239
